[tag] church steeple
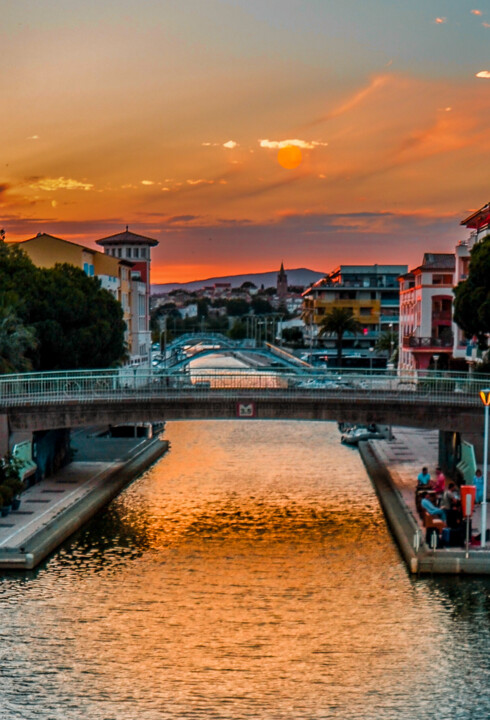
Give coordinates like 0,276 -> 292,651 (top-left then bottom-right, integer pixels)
277,261 -> 288,299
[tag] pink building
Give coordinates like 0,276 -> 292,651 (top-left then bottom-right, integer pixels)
399,253 -> 455,371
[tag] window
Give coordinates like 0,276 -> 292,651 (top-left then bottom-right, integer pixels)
134,247 -> 139,258
118,248 -> 122,258
127,248 -> 132,258
433,274 -> 453,285
140,247 -> 147,258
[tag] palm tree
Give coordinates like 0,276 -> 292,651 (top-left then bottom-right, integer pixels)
318,307 -> 361,368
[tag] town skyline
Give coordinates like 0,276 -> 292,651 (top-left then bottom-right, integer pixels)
2,0 -> 489,282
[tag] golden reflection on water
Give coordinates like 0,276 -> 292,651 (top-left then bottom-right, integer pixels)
3,421 -> 490,720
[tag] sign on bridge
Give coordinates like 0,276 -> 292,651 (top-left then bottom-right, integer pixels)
237,402 -> 256,418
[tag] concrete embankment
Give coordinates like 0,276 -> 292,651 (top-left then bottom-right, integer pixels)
360,430 -> 490,575
0,434 -> 169,570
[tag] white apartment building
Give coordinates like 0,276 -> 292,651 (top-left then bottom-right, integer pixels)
399,253 -> 455,372
399,201 -> 490,372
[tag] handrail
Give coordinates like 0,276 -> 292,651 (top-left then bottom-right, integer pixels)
1,367 -> 490,409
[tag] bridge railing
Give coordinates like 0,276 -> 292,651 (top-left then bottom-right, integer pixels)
1,367 -> 490,407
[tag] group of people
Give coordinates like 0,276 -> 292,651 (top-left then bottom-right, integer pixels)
416,465 -> 484,527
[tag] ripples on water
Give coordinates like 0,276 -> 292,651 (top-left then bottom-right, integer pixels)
2,421 -> 490,720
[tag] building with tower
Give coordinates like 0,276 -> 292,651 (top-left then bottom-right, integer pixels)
95,227 -> 159,365
277,262 -> 288,300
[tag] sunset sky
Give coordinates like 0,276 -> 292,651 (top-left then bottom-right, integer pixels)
2,0 -> 489,282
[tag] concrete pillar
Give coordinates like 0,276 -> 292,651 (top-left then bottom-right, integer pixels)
0,414 -> 9,457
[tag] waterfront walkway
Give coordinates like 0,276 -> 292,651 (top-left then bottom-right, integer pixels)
363,428 -> 490,574
0,429 -> 168,569
369,428 -> 482,536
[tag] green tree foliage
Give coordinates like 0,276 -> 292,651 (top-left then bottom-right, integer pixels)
375,329 -> 398,365
251,296 -> 273,314
0,293 -> 38,373
318,307 -> 361,367
27,264 -> 126,369
228,319 -> 247,340
454,236 -> 490,347
225,298 -> 250,317
0,239 -> 127,371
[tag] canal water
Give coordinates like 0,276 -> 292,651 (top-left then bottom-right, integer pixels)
2,420 -> 490,720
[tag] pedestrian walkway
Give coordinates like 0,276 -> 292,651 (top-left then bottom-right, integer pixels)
369,428 -> 482,541
0,429 -> 168,568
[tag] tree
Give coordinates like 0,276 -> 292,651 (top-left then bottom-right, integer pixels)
375,329 -> 398,365
225,299 -> 249,317
25,264 -> 127,370
0,293 -> 38,373
454,236 -> 490,347
318,307 -> 361,367
0,236 -> 127,370
228,319 -> 247,340
251,296 -> 273,314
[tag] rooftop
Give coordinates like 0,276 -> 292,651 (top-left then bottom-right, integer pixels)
96,226 -> 159,247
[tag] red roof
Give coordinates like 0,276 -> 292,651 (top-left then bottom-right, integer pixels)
460,202 -> 490,230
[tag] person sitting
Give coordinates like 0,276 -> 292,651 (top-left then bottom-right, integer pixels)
440,482 -> 461,529
473,469 -> 484,504
431,467 -> 446,494
417,467 -> 431,488
420,492 -> 447,522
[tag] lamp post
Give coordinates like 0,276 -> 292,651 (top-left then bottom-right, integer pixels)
369,346 -> 374,373
160,315 -> 167,371
479,389 -> 490,548
388,322 -> 394,363
433,353 -> 440,373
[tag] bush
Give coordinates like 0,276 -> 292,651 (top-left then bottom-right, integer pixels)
5,478 -> 24,497
0,484 -> 13,506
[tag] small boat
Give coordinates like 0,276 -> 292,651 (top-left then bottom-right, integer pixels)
340,425 -> 383,445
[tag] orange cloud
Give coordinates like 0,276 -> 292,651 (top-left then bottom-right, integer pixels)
259,138 -> 327,149
435,17 -> 447,24
29,177 -> 93,191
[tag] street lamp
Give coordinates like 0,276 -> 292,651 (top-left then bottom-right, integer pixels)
160,315 -> 167,371
388,322 -> 394,360
433,354 -> 440,373
369,346 -> 374,373
479,388 -> 490,548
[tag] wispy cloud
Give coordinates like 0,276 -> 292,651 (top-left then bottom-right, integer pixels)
471,9 -> 482,15
308,74 -> 390,126
483,22 -> 490,27
27,135 -> 39,140
223,140 -> 238,149
186,179 -> 215,186
435,17 -> 447,24
28,177 -> 93,191
476,70 -> 490,78
141,180 -> 154,186
259,138 -> 327,149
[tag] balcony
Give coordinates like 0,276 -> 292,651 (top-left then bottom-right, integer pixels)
431,311 -> 452,323
403,335 -> 453,350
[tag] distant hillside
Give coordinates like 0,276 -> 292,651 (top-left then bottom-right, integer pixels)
152,268 -> 325,294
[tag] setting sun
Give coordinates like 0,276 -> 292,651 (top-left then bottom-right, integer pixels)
277,145 -> 303,169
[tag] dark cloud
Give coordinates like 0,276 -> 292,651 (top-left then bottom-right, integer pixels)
166,215 -> 201,224
1,209 -> 463,281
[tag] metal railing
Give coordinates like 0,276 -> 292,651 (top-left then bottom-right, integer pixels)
0,366 -> 490,410
403,335 -> 454,349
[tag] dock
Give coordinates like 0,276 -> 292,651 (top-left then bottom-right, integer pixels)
0,430 -> 168,570
360,428 -> 490,575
